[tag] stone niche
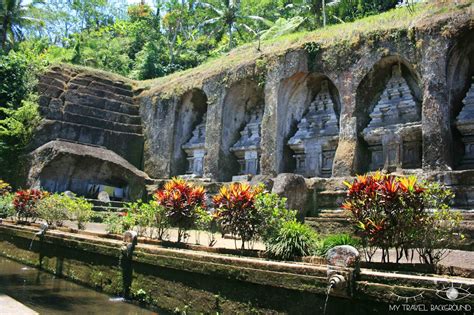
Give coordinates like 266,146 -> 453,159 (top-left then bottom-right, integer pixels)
287,80 -> 339,177
26,140 -> 149,200
448,31 -> 474,169
362,65 -> 422,171
455,77 -> 474,168
230,106 -> 263,178
220,79 -> 264,181
182,113 -> 207,177
172,89 -> 208,177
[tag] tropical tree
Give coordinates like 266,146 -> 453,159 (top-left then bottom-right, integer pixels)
198,0 -> 271,49
0,0 -> 42,51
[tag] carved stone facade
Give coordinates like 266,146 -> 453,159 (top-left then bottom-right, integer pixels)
362,65 -> 422,171
288,80 -> 339,177
455,77 -> 474,169
230,107 -> 263,176
182,114 -> 207,177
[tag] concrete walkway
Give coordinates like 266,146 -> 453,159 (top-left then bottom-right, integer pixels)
0,294 -> 38,315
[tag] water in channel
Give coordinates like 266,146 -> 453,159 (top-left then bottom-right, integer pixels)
0,257 -> 158,315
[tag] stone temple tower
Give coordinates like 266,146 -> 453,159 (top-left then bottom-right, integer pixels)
288,80 -> 339,177
362,64 -> 421,171
182,114 -> 207,177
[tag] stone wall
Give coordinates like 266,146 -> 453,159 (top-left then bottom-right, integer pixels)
138,9 -> 473,184
0,224 -> 472,313
35,66 -> 144,168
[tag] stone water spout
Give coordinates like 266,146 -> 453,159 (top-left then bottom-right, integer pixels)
119,230 -> 138,300
29,223 -> 49,250
121,230 -> 138,259
325,245 -> 360,298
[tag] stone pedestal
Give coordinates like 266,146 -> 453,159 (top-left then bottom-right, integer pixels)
362,65 -> 421,171
230,107 -> 263,176
288,80 -> 339,177
182,114 -> 207,177
455,77 -> 474,169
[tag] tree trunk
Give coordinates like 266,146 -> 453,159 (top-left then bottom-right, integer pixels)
228,23 -> 233,49
1,16 -> 9,51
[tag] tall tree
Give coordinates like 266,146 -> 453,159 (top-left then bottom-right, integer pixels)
0,0 -> 41,51
198,0 -> 271,49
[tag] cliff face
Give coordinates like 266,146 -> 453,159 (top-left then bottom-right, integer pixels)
32,3 -> 473,199
34,66 -> 144,168
138,4 -> 473,182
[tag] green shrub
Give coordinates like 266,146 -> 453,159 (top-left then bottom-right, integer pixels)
37,193 -> 71,227
67,196 -> 93,230
104,212 -> 125,235
195,206 -> 217,247
0,193 -> 14,218
265,220 -> 318,261
254,191 -> 297,242
315,234 -> 360,256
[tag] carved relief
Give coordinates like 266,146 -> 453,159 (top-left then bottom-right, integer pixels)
362,65 -> 421,171
182,114 -> 206,176
455,76 -> 474,168
288,80 -> 339,177
230,107 -> 263,176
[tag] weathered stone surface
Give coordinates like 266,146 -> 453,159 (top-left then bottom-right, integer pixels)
288,80 -> 339,177
34,68 -> 143,168
327,245 -> 360,268
271,173 -> 308,217
26,140 -> 150,200
230,106 -> 263,177
182,113 -> 207,177
362,65 -> 422,171
456,77 -> 474,168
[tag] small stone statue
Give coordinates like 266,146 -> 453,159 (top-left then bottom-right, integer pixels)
455,76 -> 474,168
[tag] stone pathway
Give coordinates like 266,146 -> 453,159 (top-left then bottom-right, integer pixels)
57,220 -> 474,271
0,294 -> 38,315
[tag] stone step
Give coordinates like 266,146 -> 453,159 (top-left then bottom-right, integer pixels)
69,83 -> 134,105
93,205 -> 126,213
315,190 -> 347,209
34,119 -> 144,168
49,109 -> 142,135
63,90 -> 139,115
85,198 -> 128,209
69,75 -> 134,97
64,102 -> 142,125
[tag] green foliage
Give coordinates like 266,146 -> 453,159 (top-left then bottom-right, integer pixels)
36,193 -> 71,227
195,206 -> 217,247
265,220 -> 318,261
0,193 -> 14,218
104,212 -> 125,235
66,196 -> 93,230
254,191 -> 296,242
259,17 -> 305,41
131,42 -> 167,80
0,49 -> 43,185
315,234 -> 360,256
